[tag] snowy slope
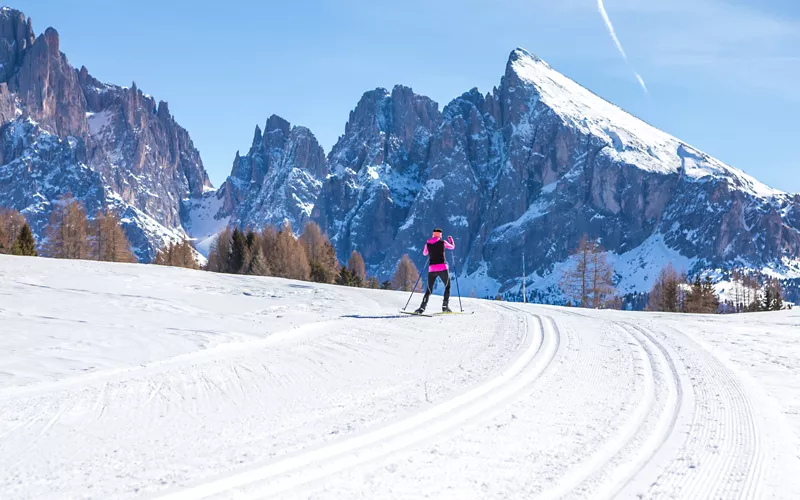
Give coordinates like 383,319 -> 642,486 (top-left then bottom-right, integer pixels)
508,49 -> 783,199
1,256 -> 799,499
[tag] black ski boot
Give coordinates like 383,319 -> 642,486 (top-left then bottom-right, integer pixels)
442,306 -> 453,314
414,307 -> 426,315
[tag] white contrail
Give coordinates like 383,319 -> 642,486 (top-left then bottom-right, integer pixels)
597,0 -> 648,95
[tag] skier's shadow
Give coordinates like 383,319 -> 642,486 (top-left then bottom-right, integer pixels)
340,314 -> 407,319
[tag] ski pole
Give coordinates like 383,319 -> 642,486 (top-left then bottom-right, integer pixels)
403,256 -> 429,311
450,253 -> 463,312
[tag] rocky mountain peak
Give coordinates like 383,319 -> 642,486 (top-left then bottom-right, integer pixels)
265,114 -> 291,134
0,7 -> 212,261
0,7 -> 34,82
251,124 -> 263,148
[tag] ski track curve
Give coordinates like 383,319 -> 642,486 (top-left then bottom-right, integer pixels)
287,305 -> 778,500
155,309 -> 559,499
1,301 -> 528,499
282,305 -> 645,499
620,322 -> 767,499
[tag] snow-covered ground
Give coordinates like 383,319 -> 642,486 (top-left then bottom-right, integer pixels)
1,255 -> 798,499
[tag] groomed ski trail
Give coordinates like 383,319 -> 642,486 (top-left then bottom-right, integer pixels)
2,257 -> 799,499
157,311 -> 559,499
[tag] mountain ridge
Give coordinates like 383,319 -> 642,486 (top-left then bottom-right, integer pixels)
192,47 -> 800,301
0,7 -> 212,261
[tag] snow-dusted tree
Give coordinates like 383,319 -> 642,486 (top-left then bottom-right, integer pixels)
92,210 -> 136,263
44,195 -> 91,260
391,254 -> 419,292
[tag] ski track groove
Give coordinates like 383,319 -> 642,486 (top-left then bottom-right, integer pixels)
156,307 -> 560,500
587,321 -> 683,499
627,322 -> 765,499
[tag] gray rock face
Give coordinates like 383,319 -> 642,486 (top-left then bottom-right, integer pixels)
218,48 -> 800,301
217,114 -> 327,231
313,85 -> 441,265
0,8 -> 212,261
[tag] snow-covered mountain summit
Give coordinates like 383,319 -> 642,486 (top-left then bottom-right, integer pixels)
507,48 -> 783,199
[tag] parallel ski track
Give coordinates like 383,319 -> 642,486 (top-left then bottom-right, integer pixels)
489,307 -> 681,499
157,307 -> 561,500
548,309 -> 765,499
627,323 -> 766,499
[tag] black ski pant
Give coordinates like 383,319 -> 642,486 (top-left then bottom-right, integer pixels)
419,270 -> 451,310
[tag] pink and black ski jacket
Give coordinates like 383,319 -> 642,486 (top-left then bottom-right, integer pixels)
423,236 -> 455,272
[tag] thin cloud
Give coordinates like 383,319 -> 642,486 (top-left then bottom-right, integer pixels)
597,0 -> 649,94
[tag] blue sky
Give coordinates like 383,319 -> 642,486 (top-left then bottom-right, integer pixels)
13,0 -> 800,192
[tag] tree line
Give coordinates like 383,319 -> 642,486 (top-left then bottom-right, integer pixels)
202,220 -> 424,292
1,194 -> 138,262
2,197 -> 428,294
647,264 -> 786,313
547,235 -> 789,314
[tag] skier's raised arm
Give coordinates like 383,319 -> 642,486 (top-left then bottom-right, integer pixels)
444,236 -> 455,250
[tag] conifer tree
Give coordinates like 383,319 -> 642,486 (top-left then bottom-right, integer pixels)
271,223 -> 310,280
702,276 -> 720,313
648,263 -> 683,312
0,207 -> 27,254
366,276 -> 380,289
299,222 -> 339,282
230,228 -> 248,274
260,225 -> 279,272
380,280 -> 392,290
10,223 -> 37,256
561,236 -> 617,308
0,217 -> 6,254
207,228 -> 233,273
153,239 -> 200,269
44,195 -> 91,259
589,245 -> 616,308
248,247 -> 270,276
347,250 -> 367,284
773,282 -> 784,311
391,254 -> 419,292
335,265 -> 353,286
762,287 -> 774,312
92,210 -> 136,262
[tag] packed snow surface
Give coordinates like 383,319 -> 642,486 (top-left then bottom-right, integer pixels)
1,256 -> 799,499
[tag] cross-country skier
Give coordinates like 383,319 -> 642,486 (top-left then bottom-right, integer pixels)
415,228 -> 455,314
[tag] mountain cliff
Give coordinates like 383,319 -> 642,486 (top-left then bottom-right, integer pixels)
0,7 -> 212,261
201,48 -> 800,300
